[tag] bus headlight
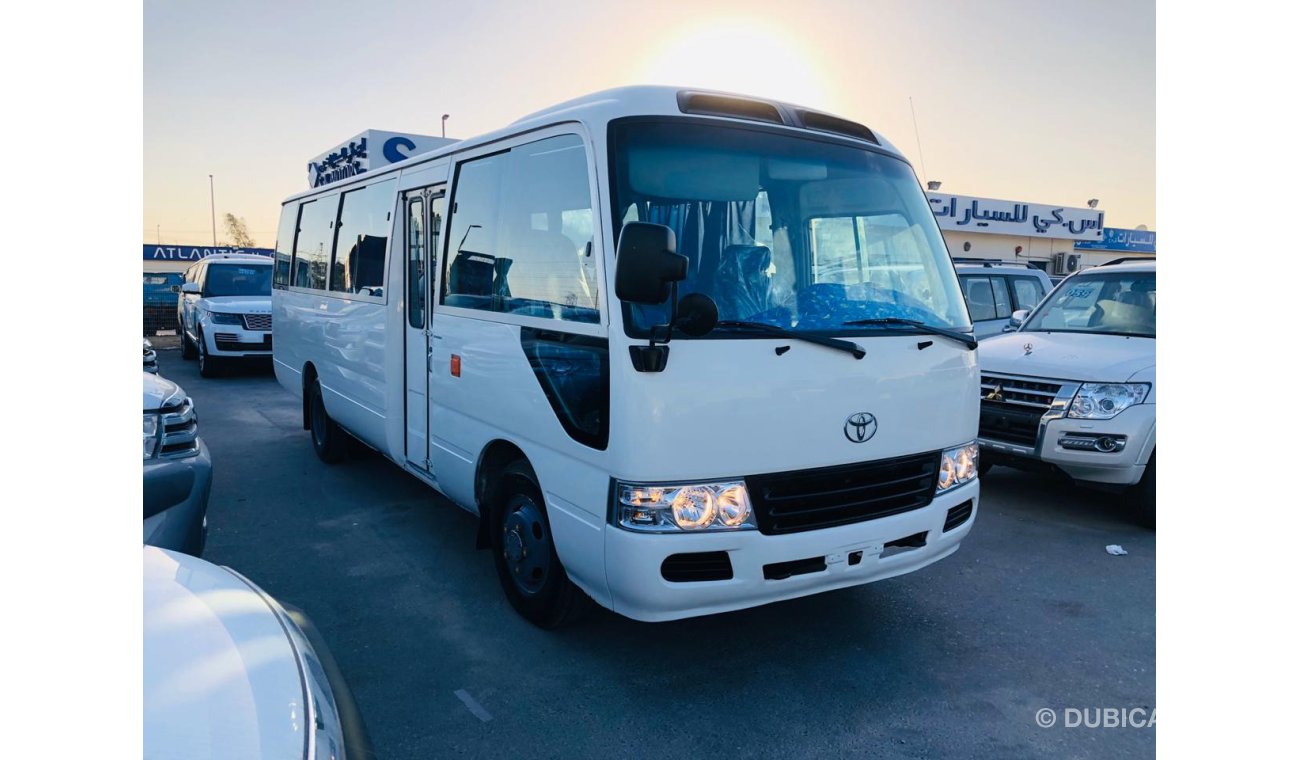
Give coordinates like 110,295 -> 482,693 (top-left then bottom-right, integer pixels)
1068,383 -> 1149,419
936,442 -> 979,493
615,480 -> 755,532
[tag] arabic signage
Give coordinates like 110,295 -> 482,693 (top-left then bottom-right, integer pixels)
1073,227 -> 1156,253
926,193 -> 1105,241
143,245 -> 274,262
308,130 -> 454,188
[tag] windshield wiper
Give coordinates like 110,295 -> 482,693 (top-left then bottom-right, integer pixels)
840,318 -> 978,350
714,321 -> 866,359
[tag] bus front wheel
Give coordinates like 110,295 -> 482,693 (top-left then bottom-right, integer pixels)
491,461 -> 587,628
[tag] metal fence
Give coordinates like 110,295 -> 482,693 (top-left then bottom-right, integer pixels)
144,305 -> 179,337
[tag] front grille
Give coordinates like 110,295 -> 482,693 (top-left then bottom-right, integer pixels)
661,552 -> 733,582
746,452 -> 940,535
159,398 -> 198,458
243,313 -> 272,331
978,374 -> 1063,447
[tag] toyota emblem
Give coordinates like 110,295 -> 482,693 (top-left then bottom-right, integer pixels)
844,413 -> 878,443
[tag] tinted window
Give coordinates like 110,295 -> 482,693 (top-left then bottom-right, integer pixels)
331,179 -> 396,297
1011,276 -> 1045,310
961,276 -> 996,321
407,197 -> 425,328
274,203 -> 298,288
990,276 -> 1011,318
293,196 -> 339,290
204,263 -> 272,297
443,134 -> 598,323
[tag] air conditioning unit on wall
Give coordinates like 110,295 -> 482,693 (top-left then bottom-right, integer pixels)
1053,253 -> 1081,275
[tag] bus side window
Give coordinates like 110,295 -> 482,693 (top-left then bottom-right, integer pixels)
444,134 -> 598,323
407,197 -> 424,328
273,202 -> 298,289
293,196 -> 338,290
331,179 -> 396,298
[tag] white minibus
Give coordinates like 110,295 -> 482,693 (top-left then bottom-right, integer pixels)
273,86 -> 981,627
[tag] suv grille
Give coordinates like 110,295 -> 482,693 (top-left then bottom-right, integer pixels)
978,374 -> 1062,447
745,452 -> 940,535
159,398 -> 198,457
243,313 -> 272,331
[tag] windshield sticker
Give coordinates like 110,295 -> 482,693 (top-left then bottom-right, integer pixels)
1066,287 -> 1095,299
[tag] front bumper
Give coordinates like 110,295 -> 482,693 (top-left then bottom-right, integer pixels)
203,322 -> 272,357
981,404 -> 1155,486
603,482 -> 978,622
143,439 -> 213,556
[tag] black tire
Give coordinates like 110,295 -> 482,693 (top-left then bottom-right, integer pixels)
196,330 -> 222,378
1132,453 -> 1156,529
180,324 -> 197,360
491,461 -> 587,628
308,379 -> 348,464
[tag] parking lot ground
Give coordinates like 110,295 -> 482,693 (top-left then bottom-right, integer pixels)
156,348 -> 1155,759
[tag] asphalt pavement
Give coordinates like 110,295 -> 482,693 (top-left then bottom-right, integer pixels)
154,347 -> 1155,759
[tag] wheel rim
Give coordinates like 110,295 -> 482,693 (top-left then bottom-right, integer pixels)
502,495 -> 551,596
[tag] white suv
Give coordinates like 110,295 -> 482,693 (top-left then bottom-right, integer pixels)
177,254 -> 273,377
976,260 -> 1156,526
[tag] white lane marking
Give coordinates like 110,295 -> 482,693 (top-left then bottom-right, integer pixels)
454,689 -> 493,722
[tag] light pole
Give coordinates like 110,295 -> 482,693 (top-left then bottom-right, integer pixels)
441,114 -> 449,138
209,174 -> 217,246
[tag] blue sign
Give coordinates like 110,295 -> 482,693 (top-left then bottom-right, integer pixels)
143,245 -> 275,262
1074,228 -> 1156,253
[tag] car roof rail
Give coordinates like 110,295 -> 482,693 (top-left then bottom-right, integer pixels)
951,257 -> 1036,268
1097,256 -> 1156,267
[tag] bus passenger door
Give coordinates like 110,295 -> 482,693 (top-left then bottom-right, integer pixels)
403,189 -> 443,473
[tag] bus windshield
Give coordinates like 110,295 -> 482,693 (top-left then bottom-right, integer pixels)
609,121 -> 969,335
204,263 -> 272,297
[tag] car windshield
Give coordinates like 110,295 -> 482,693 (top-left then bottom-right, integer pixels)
1023,270 -> 1155,337
609,121 -> 969,335
204,263 -> 272,297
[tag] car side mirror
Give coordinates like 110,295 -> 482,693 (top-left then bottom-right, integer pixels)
181,282 -> 201,294
1005,309 -> 1030,331
170,285 -> 181,293
614,222 -> 688,305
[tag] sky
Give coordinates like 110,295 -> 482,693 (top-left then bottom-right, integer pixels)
144,0 -> 1154,247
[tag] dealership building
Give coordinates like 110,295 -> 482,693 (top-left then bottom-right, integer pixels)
925,191 -> 1155,275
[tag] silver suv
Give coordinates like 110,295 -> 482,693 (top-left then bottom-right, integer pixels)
954,259 -> 1053,338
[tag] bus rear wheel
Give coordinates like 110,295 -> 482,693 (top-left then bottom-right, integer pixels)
491,461 -> 587,628
309,379 -> 348,464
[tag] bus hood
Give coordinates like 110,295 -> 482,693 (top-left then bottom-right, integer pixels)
608,335 -> 979,480
978,331 -> 1155,383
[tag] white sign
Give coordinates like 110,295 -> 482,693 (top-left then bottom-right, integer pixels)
926,192 -> 1104,241
308,130 -> 456,188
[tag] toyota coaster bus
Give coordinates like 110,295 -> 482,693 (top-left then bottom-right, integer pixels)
272,86 -> 981,627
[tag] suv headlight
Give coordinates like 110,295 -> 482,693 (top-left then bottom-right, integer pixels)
208,311 -> 242,325
1068,383 -> 1149,420
143,414 -> 160,459
615,480 -> 756,532
937,442 -> 979,493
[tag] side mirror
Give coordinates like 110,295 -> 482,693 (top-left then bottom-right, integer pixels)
170,285 -> 181,294
1005,309 -> 1030,331
614,222 -> 687,305
181,282 -> 201,294
676,292 -> 719,337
